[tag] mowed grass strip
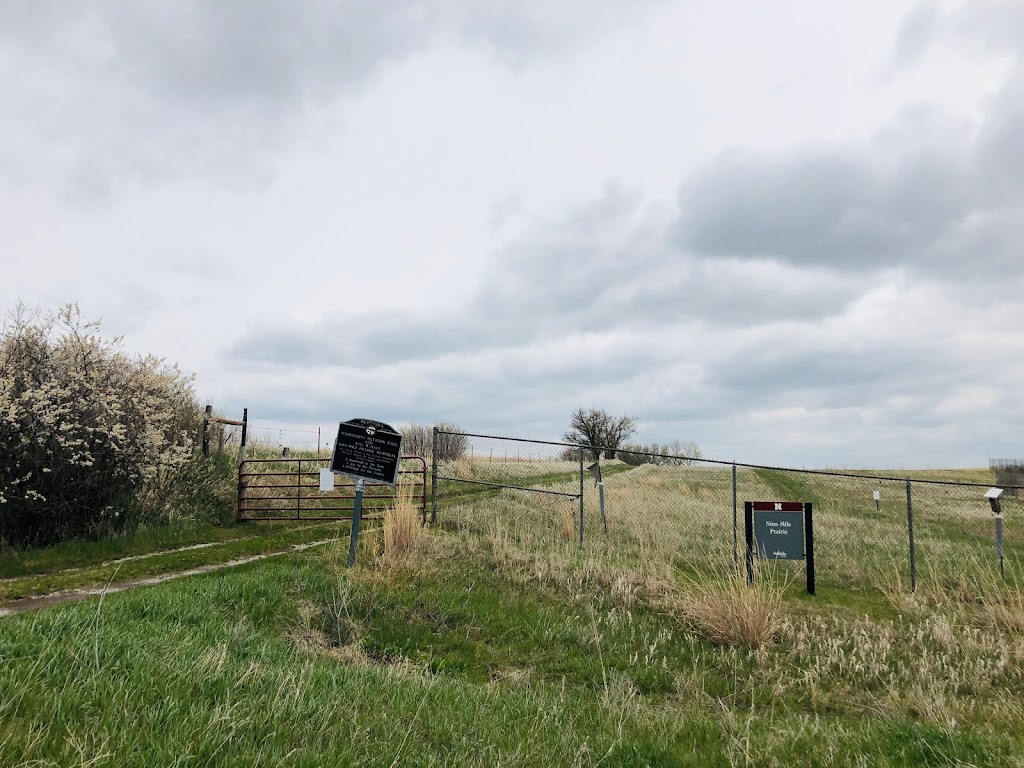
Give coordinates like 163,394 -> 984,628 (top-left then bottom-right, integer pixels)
0,521 -> 337,580
0,522 -> 348,602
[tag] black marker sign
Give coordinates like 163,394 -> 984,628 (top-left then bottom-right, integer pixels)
330,418 -> 403,485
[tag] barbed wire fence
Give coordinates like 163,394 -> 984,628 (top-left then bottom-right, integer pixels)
430,428 -> 1022,594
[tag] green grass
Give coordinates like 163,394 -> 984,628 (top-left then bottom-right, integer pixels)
2,540 -> 1022,766
0,521 -> 330,580
2,459 -> 1023,765
0,522 -> 347,602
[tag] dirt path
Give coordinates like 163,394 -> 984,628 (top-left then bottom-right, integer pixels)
0,537 -> 341,619
0,521 -> 341,584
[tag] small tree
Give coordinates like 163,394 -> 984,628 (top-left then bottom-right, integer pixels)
562,408 -> 636,461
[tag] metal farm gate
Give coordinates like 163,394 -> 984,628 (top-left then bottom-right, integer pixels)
237,456 -> 427,523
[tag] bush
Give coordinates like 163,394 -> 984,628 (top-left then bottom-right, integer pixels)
433,423 -> 468,462
397,423 -> 468,462
617,441 -> 702,467
401,424 -> 431,458
0,304 -> 203,547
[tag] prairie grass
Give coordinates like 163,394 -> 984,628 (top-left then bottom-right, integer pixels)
3,460 -> 1024,765
672,564 -> 789,648
381,484 -> 423,563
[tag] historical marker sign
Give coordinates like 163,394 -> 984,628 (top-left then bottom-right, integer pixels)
752,501 -> 805,560
330,418 -> 403,485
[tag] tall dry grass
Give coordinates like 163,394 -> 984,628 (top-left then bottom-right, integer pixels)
381,484 -> 423,564
671,565 -> 789,648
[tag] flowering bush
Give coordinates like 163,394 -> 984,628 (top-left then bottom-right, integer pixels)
0,304 -> 203,546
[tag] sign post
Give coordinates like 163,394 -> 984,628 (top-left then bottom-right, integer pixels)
330,418 -> 403,567
986,488 -> 1005,579
744,501 -> 815,595
587,461 -> 608,535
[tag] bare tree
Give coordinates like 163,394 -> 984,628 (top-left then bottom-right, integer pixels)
401,424 -> 431,458
399,422 -> 469,461
617,440 -> 702,466
433,422 -> 468,462
563,408 -> 636,460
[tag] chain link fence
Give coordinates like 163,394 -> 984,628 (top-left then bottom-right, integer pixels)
430,429 -> 1021,594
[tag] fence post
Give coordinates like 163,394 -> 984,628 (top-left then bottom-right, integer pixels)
906,479 -> 916,593
732,463 -> 738,572
578,447 -> 585,549
744,501 -> 754,585
202,405 -> 212,457
239,408 -> 248,464
430,426 -> 438,525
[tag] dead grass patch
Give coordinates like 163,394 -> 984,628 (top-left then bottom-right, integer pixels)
381,484 -> 423,564
672,566 -> 788,648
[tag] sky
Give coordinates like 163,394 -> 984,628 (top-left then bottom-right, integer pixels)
2,0 -> 1023,468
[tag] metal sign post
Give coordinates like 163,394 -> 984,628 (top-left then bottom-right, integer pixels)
987,488 -> 1005,579
347,478 -> 365,568
587,461 -> 608,535
330,418 -> 404,567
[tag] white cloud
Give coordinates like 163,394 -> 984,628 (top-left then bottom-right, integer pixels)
1,0 -> 1022,469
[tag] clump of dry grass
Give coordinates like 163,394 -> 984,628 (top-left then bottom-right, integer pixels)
881,553 -> 1024,633
959,558 -> 1024,633
382,484 -> 423,563
559,507 -> 576,542
673,566 -> 788,648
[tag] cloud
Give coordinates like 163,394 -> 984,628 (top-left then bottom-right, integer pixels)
890,1 -> 1024,68
0,0 -> 663,193
675,76 -> 1024,276
227,182 -> 862,370
889,3 -> 941,71
674,1 -> 1024,278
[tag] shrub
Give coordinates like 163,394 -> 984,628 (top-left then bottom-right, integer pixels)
0,303 -> 203,546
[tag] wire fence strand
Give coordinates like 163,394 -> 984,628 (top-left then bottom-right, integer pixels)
430,430 -> 1022,594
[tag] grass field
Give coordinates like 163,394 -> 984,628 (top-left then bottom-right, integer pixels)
1,462 -> 1022,766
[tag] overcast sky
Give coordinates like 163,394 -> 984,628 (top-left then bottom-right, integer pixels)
3,0 -> 1023,468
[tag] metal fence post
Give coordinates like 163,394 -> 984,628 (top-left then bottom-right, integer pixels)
239,408 -> 248,464
430,426 -> 438,525
732,462 -> 738,572
906,479 -> 916,593
578,447 -> 585,549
